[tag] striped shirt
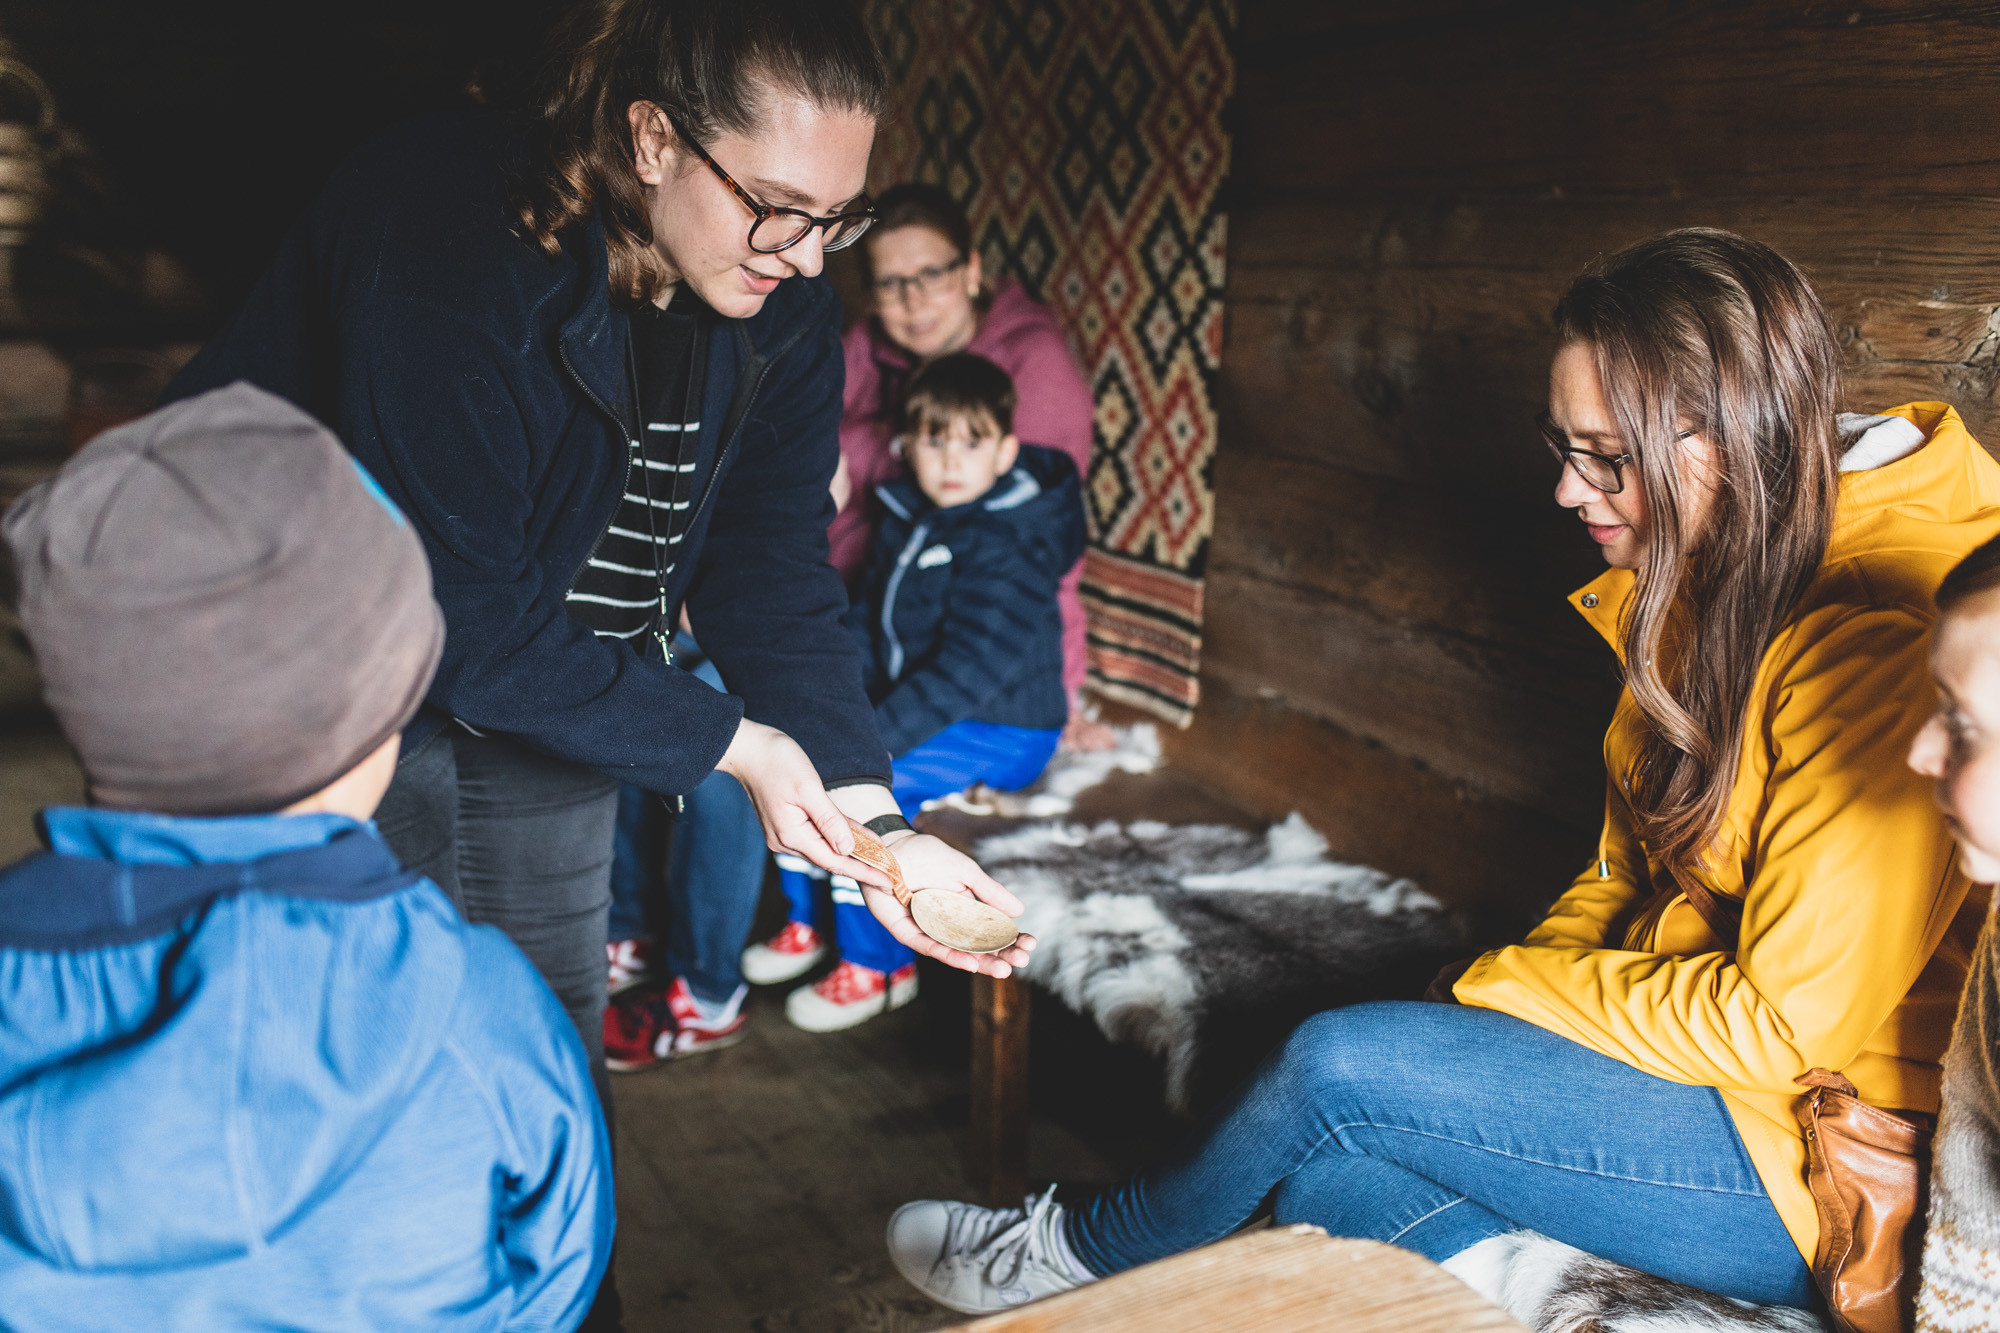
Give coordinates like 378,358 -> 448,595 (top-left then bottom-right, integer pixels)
565,290 -> 709,647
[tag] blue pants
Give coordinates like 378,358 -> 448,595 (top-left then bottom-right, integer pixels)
779,720 -> 1062,975
1065,1001 -> 1817,1309
606,638 -> 766,1005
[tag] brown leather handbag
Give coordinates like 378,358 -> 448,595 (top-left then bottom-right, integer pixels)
1676,874 -> 1932,1333
1794,1068 -> 1932,1333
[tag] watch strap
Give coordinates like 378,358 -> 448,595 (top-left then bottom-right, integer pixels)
864,812 -> 914,839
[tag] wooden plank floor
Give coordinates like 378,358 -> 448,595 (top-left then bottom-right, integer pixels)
608,970 -> 1134,1332
606,859 -> 1195,1333
604,766 -> 1250,1330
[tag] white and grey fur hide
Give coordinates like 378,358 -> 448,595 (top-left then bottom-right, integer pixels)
1443,1232 -> 1829,1333
975,814 -> 1462,1109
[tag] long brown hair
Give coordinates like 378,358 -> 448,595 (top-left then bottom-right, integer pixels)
508,0 -> 887,308
1555,228 -> 1841,878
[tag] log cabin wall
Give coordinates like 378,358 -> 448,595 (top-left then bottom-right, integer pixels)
1168,0 -> 2000,930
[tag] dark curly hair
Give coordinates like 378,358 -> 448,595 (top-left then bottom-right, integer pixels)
508,0 -> 887,308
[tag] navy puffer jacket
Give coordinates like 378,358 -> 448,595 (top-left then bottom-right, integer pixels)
844,445 -> 1085,754
165,111 -> 889,795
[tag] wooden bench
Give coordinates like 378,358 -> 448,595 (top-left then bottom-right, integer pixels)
957,1225 -> 1529,1331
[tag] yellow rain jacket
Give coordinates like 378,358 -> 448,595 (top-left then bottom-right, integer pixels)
1456,403 -> 2000,1263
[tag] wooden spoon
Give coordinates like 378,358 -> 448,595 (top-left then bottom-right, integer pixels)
845,818 -> 1021,954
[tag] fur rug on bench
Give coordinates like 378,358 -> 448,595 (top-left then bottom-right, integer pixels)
978,814 -> 1831,1333
977,812 -> 1462,1110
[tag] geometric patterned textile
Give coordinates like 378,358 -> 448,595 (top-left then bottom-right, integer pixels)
862,0 -> 1235,724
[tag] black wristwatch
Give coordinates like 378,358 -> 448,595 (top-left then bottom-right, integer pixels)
864,812 -> 914,839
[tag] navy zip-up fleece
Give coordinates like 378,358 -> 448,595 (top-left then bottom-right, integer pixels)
165,111 -> 890,795
844,445 -> 1085,754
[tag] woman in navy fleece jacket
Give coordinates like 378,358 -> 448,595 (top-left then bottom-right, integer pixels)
163,0 -> 1033,1101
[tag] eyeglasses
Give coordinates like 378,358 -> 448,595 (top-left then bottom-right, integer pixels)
872,258 -> 968,304
663,109 -> 875,255
1537,411 -> 1695,495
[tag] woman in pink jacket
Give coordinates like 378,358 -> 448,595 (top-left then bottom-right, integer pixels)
740,185 -> 1101,1011
829,184 -> 1095,688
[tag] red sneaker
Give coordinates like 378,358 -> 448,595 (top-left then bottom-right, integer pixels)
604,976 -> 748,1071
741,920 -> 826,985
606,937 -> 654,996
784,960 -> 918,1033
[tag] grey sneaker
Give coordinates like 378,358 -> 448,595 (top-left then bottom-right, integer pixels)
886,1186 -> 1093,1314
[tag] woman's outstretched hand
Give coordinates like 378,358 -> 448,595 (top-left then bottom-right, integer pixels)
717,717 -> 870,872
714,718 -> 1034,977
861,830 -> 1036,977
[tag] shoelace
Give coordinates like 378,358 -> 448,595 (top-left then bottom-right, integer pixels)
938,1186 -> 1065,1293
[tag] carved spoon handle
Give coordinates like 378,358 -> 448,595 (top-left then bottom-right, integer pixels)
845,817 -> 911,908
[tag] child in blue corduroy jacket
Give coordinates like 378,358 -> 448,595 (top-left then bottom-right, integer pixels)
0,385 -> 611,1332
760,353 -> 1084,1034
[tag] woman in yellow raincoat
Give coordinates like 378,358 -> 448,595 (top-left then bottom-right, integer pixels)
884,228 -> 1998,1319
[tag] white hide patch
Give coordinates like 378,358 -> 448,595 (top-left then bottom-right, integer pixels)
1179,812 -> 1440,915
1442,1230 -> 1828,1333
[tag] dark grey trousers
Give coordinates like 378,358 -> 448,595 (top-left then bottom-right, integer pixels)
375,728 -> 626,1332
374,729 -> 620,1112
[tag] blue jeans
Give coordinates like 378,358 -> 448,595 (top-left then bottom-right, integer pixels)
782,720 -> 1063,975
606,637 -> 766,1005
1066,1002 -> 1817,1310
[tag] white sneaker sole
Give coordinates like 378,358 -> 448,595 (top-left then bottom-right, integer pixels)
885,1198 -> 1079,1315
741,940 -> 825,986
785,971 -> 918,1033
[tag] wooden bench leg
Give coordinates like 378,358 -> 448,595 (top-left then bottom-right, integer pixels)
968,973 -> 1030,1205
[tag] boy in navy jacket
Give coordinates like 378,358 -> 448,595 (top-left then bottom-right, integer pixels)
0,385 -> 610,1331
778,354 -> 1085,1032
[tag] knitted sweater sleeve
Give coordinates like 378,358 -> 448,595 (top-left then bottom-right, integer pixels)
1919,903 -> 2000,1330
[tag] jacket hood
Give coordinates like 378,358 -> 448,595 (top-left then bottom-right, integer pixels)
877,444 -> 1083,564
0,820 -> 462,1273
1570,402 -> 2000,652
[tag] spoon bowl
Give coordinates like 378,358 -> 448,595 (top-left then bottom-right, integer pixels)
910,887 -> 1020,953
845,817 -> 1022,954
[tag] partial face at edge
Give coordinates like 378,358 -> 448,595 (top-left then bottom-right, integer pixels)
1910,590 -> 2000,884
1548,341 -> 1721,571
631,88 -> 876,317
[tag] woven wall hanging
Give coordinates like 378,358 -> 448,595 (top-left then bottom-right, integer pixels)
861,0 -> 1234,725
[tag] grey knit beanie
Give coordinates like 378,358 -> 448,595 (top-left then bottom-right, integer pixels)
3,381 -> 444,815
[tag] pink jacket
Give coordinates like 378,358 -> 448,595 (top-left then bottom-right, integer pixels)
833,279 -> 1095,698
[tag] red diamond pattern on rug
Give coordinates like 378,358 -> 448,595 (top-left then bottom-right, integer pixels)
862,0 -> 1235,725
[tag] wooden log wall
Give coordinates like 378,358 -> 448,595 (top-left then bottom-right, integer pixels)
1165,0 -> 2000,928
